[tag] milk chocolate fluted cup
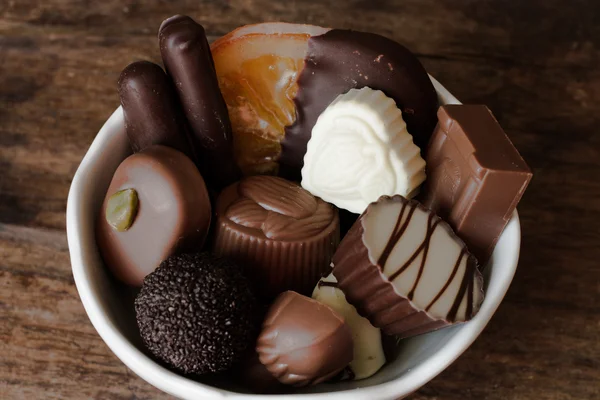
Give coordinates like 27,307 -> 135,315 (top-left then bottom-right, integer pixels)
213,176 -> 339,299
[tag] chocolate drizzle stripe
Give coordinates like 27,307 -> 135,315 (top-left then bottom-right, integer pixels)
425,248 -> 466,312
446,250 -> 475,322
387,210 -> 436,282
406,215 -> 440,300
378,202 -> 418,271
377,201 -> 406,269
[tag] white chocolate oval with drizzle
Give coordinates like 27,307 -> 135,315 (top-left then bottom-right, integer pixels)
333,195 -> 484,337
301,88 -> 426,214
365,197 -> 482,321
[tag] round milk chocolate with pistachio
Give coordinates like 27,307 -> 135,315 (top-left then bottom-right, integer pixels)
332,195 -> 484,338
257,291 -> 353,387
213,176 -> 339,299
97,145 -> 211,286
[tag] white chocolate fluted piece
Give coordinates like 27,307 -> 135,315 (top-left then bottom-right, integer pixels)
301,87 -> 426,214
312,273 -> 385,380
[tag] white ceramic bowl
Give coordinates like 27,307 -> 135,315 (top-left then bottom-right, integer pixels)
67,77 -> 521,400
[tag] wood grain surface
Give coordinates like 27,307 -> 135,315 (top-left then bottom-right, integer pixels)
1,1 -> 599,399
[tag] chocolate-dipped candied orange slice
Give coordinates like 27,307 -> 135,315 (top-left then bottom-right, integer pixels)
211,24 -> 438,178
332,195 -> 484,338
211,23 -> 329,175
212,176 -> 339,299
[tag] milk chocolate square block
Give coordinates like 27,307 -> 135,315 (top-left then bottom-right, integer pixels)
422,105 -> 532,264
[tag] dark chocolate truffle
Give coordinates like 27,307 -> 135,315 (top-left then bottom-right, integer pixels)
135,253 -> 260,374
257,291 -> 353,387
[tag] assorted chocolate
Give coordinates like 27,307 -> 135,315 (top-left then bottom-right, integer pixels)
96,145 -> 211,286
208,23 -> 328,176
135,253 -> 260,374
159,15 -> 240,189
301,87 -> 426,214
422,105 -> 533,264
281,28 -> 439,179
333,195 -> 484,338
312,273 -> 386,380
95,16 -> 531,394
257,291 -> 353,386
118,61 -> 193,159
213,175 -> 339,299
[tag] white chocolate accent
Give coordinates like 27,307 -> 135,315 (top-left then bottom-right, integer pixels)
363,199 -> 483,322
312,273 -> 385,380
301,87 -> 426,214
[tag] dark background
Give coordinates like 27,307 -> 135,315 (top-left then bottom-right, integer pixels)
1,1 -> 599,399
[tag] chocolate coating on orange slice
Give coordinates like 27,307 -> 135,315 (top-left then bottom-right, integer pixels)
281,29 -> 438,179
210,23 -> 328,176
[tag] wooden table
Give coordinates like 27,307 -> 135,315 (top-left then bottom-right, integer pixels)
1,1 -> 599,399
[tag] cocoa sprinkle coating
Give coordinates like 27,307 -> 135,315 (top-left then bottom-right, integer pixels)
135,253 -> 260,374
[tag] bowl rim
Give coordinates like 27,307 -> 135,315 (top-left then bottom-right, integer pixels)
66,76 -> 521,400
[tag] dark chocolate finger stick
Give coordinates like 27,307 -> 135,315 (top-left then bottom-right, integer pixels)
118,61 -> 193,158
159,15 -> 240,189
